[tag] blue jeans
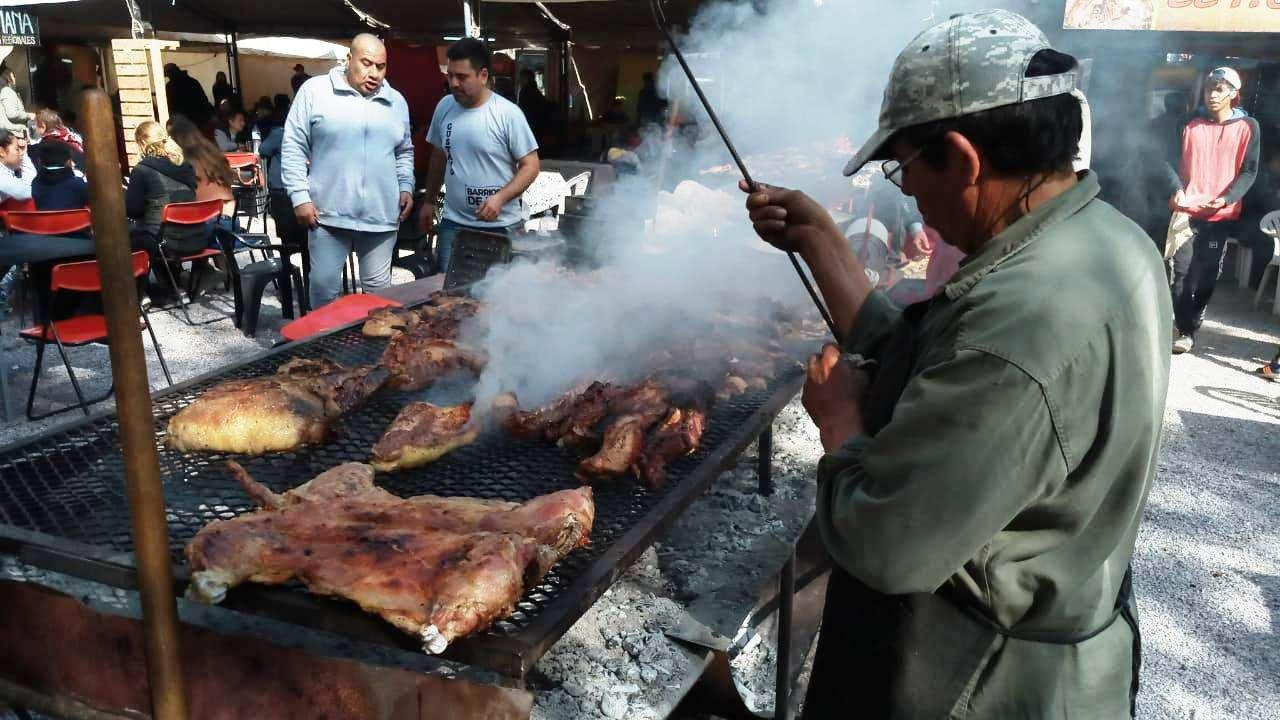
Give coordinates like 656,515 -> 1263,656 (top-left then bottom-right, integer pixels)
435,218 -> 520,275
308,224 -> 398,309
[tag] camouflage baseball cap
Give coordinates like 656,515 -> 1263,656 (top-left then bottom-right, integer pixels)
843,9 -> 1077,176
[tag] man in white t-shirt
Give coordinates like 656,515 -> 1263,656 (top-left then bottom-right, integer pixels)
421,38 -> 540,274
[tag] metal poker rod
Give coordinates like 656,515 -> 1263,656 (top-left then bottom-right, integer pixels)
649,0 -> 841,342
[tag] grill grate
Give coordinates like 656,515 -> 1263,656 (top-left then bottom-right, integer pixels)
0,317 -> 804,676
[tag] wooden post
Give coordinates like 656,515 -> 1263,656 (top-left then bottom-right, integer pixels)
79,88 -> 190,720
111,38 -> 177,167
146,43 -> 170,128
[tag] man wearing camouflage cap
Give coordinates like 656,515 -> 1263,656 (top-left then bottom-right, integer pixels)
743,10 -> 1167,718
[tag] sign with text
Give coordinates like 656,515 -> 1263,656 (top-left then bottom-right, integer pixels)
0,9 -> 39,46
1064,0 -> 1280,33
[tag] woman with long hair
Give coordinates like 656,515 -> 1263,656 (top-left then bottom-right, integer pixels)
167,114 -> 236,218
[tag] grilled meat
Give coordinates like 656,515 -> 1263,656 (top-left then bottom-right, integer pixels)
371,402 -> 479,472
500,384 -> 588,441
379,334 -> 487,391
552,382 -> 621,450
717,375 -> 749,402
188,462 -> 594,654
363,299 -> 480,340
418,299 -> 480,340
575,380 -> 672,479
426,292 -> 475,309
576,414 -> 652,480
637,406 -> 707,488
362,307 -> 420,337
167,360 -> 389,455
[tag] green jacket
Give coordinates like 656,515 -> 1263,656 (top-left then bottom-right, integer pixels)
817,172 -> 1171,718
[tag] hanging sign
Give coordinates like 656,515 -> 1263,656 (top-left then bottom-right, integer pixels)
1064,0 -> 1280,33
0,9 -> 39,46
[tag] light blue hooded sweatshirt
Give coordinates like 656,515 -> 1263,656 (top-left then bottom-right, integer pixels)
281,67 -> 414,233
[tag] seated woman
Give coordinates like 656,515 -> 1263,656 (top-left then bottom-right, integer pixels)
168,114 -> 237,228
0,128 -> 34,310
214,108 -> 247,152
0,127 -> 34,205
125,121 -> 202,303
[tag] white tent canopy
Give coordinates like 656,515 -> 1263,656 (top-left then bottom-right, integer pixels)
235,37 -> 349,60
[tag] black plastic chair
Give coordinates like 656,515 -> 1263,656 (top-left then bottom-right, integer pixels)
215,228 -> 308,338
444,228 -> 513,293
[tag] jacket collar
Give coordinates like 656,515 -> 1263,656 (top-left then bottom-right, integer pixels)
945,171 -> 1100,300
327,66 -> 394,104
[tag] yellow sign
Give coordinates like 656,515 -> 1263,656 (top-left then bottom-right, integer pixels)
1064,0 -> 1280,33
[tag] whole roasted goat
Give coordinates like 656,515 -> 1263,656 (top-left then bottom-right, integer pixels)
186,461 -> 595,654
167,360 -> 389,455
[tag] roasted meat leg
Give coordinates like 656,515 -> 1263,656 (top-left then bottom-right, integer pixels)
576,381 -> 671,479
576,414 -> 651,480
188,462 -> 594,654
167,360 -> 389,455
371,402 -> 479,472
636,407 -> 707,488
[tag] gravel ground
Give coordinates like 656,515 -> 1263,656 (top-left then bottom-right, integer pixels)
0,273 -> 1275,719
1133,286 -> 1280,720
529,399 -> 819,720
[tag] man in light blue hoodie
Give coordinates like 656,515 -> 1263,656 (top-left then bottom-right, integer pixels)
282,33 -> 414,309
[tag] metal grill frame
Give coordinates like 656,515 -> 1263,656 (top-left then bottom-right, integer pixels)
0,309 -> 803,679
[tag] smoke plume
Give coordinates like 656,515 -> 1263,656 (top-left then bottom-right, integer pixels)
463,0 -> 1141,409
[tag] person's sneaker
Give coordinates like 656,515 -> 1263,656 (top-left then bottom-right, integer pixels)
1172,335 -> 1194,354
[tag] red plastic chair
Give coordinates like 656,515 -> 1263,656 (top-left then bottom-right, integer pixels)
225,152 -> 268,232
19,250 -> 172,419
0,197 -> 36,228
5,208 -> 93,235
4,209 -> 94,328
280,293 -> 401,343
156,198 -> 228,325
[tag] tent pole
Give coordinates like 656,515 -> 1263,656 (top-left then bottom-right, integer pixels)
463,0 -> 482,39
560,38 -> 569,150
229,32 -> 243,100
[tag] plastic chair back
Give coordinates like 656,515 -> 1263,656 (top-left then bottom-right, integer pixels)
225,152 -> 264,188
0,197 -> 36,213
5,208 -> 93,235
1262,210 -> 1280,239
161,198 -> 223,226
51,250 -> 149,293
444,228 -> 512,292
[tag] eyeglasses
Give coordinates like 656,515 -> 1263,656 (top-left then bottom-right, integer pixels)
881,146 -> 925,189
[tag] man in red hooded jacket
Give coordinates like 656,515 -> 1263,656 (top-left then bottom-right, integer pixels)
1168,66 -> 1260,354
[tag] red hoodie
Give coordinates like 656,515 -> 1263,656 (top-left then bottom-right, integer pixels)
1180,112 -> 1260,222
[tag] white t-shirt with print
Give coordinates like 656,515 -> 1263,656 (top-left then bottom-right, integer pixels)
427,92 -> 538,228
